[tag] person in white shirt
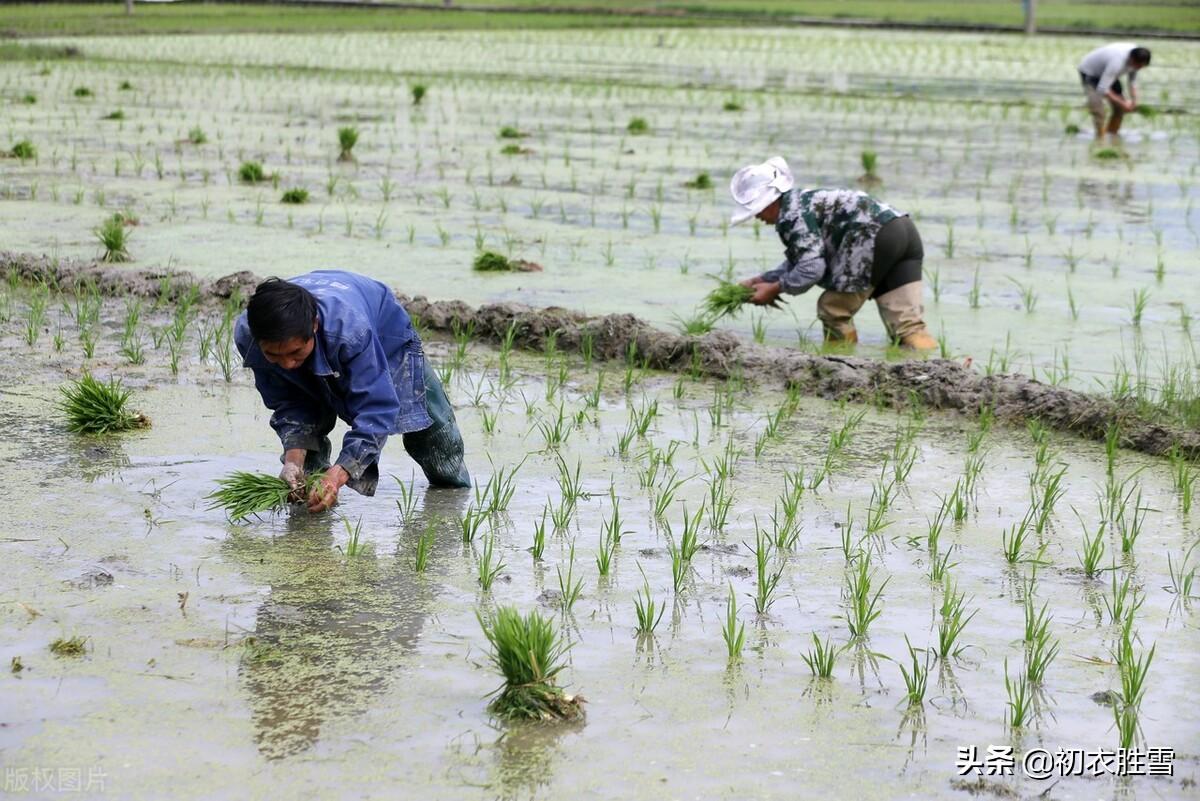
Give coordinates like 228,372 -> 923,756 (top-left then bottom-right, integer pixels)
1078,43 -> 1151,140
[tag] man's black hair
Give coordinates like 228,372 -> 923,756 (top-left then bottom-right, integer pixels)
246,278 -> 317,342
1131,47 -> 1151,66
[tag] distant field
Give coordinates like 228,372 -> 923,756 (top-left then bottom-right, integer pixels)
1,0 -> 1197,37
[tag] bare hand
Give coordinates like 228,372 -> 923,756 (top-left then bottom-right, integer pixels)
740,275 -> 766,289
307,466 -> 349,513
749,281 -> 783,307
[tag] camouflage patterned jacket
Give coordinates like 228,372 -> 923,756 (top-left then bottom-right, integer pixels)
760,188 -> 903,294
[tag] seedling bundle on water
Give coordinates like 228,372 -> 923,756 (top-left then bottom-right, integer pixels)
59,373 -> 149,434
478,607 -> 584,723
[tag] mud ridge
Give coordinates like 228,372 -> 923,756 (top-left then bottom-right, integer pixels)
4,251 -> 1196,460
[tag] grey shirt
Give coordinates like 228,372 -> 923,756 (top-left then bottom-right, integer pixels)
1079,42 -> 1140,94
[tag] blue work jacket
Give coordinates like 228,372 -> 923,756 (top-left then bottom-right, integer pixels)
235,270 -> 432,480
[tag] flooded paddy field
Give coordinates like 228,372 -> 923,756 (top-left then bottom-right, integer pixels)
1,22 -> 1198,801
0,289 -> 1197,799
1,28 -> 1199,396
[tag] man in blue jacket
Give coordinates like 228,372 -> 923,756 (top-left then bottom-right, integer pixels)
235,270 -> 470,513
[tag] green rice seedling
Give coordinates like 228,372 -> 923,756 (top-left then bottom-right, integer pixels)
859,150 -> 879,181
59,373 -> 148,434
890,437 -> 918,485
1004,659 -> 1031,730
95,214 -> 131,262
475,460 -> 522,516
1115,616 -> 1154,710
652,471 -> 686,521
459,507 -> 486,543
721,584 -> 745,662
336,126 -> 358,161
844,551 -> 887,639
702,281 -> 754,319
499,144 -> 523,156
626,117 -> 649,135
926,502 -> 949,553
706,477 -> 734,532
238,161 -> 265,184
1031,466 -> 1067,534
1129,288 -> 1150,327
535,404 -> 571,451
10,139 -> 37,160
1104,570 -> 1144,625
102,109 -> 125,121
1093,146 -> 1123,160
633,569 -> 664,636
555,456 -> 588,508
1113,698 -> 1140,750
394,474 -> 419,523
549,495 -> 574,531
1115,487 -> 1151,554
1024,607 -> 1059,685
768,505 -> 800,551
936,577 -> 976,659
340,516 -> 371,558
898,636 -> 930,706
684,172 -> 713,190
187,126 -> 207,145
941,479 -> 970,524
74,86 -> 92,98
595,526 -> 615,577
746,524 -> 784,616
1075,513 -> 1107,578
865,472 -> 896,535
21,93 -> 36,104
49,636 -> 87,657
23,285 -> 48,346
478,533 -> 506,591
477,606 -> 583,722
531,508 -> 548,560
601,490 -> 631,546
1166,544 -> 1197,601
206,471 -> 298,521
1002,510 -> 1045,566
723,99 -> 744,112
929,547 -> 955,584
414,520 -> 435,573
556,543 -> 583,612
280,187 -> 308,204
801,633 -> 839,678
673,311 -> 716,336
1168,450 -> 1197,514
410,84 -> 427,105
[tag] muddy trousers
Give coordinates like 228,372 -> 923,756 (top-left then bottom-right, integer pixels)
299,360 -> 471,494
817,216 -> 930,343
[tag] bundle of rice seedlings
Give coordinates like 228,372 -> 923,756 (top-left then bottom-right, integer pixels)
411,84 -> 427,106
280,187 -> 309,204
337,126 -> 358,161
59,373 -> 149,434
684,172 -> 713,190
10,139 -> 36,160
206,471 -> 310,521
95,213 -> 132,262
478,606 -> 584,722
238,161 -> 266,184
627,117 -> 649,135
702,281 -> 755,319
473,251 -> 515,272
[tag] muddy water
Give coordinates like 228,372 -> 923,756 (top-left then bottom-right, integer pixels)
1,28 -> 1197,398
1,303 -> 1197,799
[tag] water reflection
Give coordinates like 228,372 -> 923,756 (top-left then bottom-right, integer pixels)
222,488 -> 467,759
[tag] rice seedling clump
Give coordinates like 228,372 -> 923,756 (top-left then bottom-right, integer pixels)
206,471 -> 305,521
702,281 -> 754,319
478,606 -> 584,722
473,251 -> 515,272
59,373 -> 149,434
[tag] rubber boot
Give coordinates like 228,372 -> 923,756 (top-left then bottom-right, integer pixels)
900,331 -> 938,351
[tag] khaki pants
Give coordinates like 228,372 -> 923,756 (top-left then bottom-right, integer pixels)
816,282 -> 928,342
1084,83 -> 1123,133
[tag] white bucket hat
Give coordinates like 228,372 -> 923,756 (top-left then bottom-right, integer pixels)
729,156 -> 794,225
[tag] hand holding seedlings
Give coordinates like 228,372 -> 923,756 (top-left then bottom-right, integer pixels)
307,465 -> 349,513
